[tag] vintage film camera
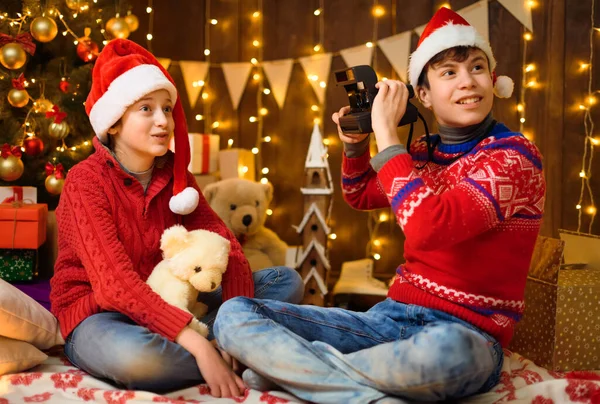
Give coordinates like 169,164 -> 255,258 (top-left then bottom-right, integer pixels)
334,65 -> 418,134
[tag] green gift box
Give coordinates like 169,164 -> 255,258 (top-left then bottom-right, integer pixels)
0,249 -> 38,282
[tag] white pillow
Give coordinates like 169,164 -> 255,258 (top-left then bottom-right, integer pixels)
0,279 -> 64,349
0,336 -> 47,376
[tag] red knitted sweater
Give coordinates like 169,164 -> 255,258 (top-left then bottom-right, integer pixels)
342,124 -> 545,347
50,137 -> 254,341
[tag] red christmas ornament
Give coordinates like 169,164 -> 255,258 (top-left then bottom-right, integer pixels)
59,78 -> 71,93
23,136 -> 44,156
76,37 -> 99,63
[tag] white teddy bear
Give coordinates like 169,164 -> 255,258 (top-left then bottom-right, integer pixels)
147,225 -> 230,337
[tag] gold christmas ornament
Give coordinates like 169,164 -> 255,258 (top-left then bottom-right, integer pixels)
45,174 -> 65,195
30,16 -> 58,43
0,43 -> 27,70
8,88 -> 30,108
107,17 -> 130,39
124,14 -> 139,32
48,121 -> 70,139
0,155 -> 24,182
33,97 -> 54,113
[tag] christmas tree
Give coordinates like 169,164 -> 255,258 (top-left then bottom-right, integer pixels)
0,0 -> 136,207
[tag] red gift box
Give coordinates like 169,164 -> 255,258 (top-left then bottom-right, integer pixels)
0,203 -> 48,249
170,134 -> 220,174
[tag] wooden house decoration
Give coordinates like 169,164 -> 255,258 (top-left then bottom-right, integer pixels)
292,123 -> 334,306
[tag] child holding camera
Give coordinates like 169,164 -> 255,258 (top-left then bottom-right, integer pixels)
213,7 -> 545,403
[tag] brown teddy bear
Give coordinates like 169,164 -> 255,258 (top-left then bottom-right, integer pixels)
203,178 -> 287,272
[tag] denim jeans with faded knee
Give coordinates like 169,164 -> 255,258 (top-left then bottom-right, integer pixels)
214,297 -> 503,403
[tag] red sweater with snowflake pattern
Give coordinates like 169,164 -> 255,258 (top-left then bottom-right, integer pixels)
342,123 -> 545,347
50,137 -> 254,341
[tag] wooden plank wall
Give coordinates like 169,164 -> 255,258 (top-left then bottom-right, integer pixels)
127,0 -> 599,288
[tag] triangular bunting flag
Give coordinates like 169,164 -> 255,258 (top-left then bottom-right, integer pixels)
340,44 -> 374,68
497,0 -> 533,32
262,58 -> 294,109
221,62 -> 253,110
377,31 -> 412,82
458,0 -> 489,41
157,58 -> 172,71
179,61 -> 209,110
299,53 -> 332,105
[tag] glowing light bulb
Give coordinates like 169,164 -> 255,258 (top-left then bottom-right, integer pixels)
313,44 -> 321,52
249,116 -> 258,122
314,9 -> 322,16
263,136 -> 271,142
260,108 -> 268,116
253,40 -> 260,47
372,5 -> 385,17
195,114 -> 204,121
319,81 -> 326,88
517,104 -> 524,112
587,206 -> 597,215
252,147 -> 259,154
252,11 -> 261,18
379,213 -> 389,222
323,138 -> 331,146
373,239 -> 381,247
524,32 -> 533,41
263,88 -> 271,95
373,253 -> 381,260
146,7 -> 153,13
525,64 -> 535,72
262,167 -> 269,174
311,105 -> 319,111
251,58 -> 258,65
146,33 -> 153,40
212,121 -> 220,128
329,233 -> 337,240
576,204 -> 582,210
266,209 -> 273,215
204,49 -> 211,56
228,139 -> 234,147
260,178 -> 268,184
580,170 -> 586,178
366,42 -> 374,48
210,19 -> 218,25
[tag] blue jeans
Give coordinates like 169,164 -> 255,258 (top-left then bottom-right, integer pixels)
214,298 -> 504,403
64,266 -> 304,393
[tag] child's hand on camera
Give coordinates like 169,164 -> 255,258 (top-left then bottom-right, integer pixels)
332,106 -> 370,144
371,80 -> 409,151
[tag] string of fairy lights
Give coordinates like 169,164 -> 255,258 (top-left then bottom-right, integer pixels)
576,0 -> 598,233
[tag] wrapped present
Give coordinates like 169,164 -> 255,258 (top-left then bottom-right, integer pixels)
10,280 -> 51,311
0,249 -> 37,281
0,203 -> 48,249
194,174 -> 219,191
0,186 -> 37,204
218,148 -> 256,181
170,133 -> 219,174
509,235 -> 600,371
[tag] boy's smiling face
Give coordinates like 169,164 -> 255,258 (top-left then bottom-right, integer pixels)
417,48 -> 494,128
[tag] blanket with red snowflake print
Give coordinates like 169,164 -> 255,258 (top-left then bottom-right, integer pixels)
0,349 -> 598,403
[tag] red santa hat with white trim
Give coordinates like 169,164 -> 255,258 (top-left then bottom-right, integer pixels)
85,39 -> 199,215
408,7 -> 514,98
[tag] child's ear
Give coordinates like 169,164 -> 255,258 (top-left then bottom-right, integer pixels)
417,86 -> 432,109
107,120 -> 121,135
